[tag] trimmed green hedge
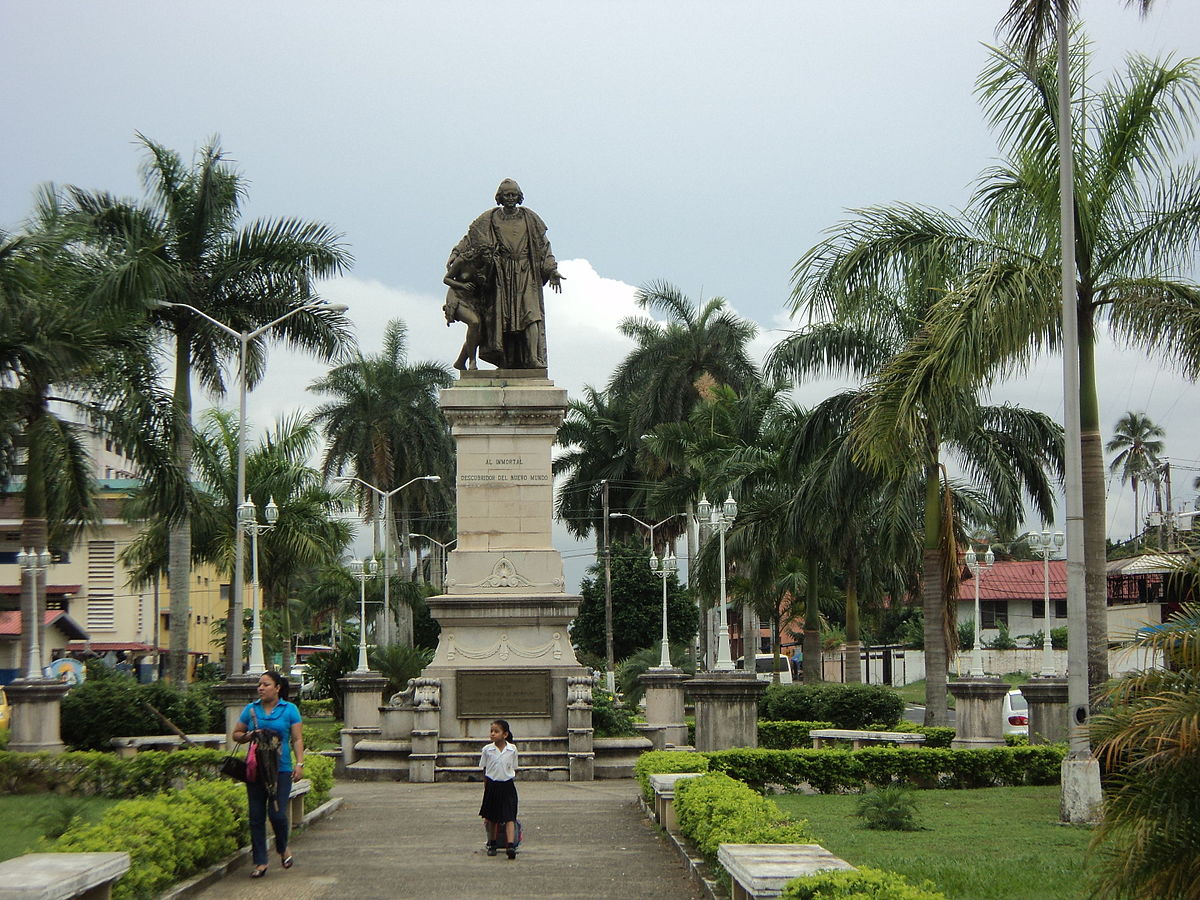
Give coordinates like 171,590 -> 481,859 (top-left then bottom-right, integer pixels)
299,698 -> 334,718
761,683 -> 905,728
781,867 -> 949,899
674,772 -> 816,861
633,750 -> 709,803
758,721 -> 836,749
52,779 -> 246,900
704,745 -> 1066,792
0,749 -> 333,811
60,680 -> 223,751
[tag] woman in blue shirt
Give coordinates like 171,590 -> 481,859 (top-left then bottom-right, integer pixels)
233,670 -> 304,878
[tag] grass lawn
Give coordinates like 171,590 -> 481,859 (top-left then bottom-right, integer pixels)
773,785 -> 1093,900
897,672 -> 1032,709
0,795 -> 118,862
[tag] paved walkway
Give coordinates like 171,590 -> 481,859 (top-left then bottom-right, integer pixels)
190,779 -> 704,900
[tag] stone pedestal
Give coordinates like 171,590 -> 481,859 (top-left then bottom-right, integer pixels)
947,679 -> 1009,748
640,668 -> 689,748
1020,677 -> 1069,744
685,672 -> 765,751
213,675 -> 259,749
339,672 -> 388,729
567,675 -> 594,780
6,678 -> 69,754
424,373 -> 588,762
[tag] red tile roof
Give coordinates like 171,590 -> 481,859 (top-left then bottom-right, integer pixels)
957,559 -> 1066,601
0,609 -> 89,639
0,584 -> 82,596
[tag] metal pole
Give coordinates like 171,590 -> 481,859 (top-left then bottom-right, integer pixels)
233,337 -> 248,674
714,517 -> 734,670
357,567 -> 370,672
970,559 -> 985,678
602,480 -> 615,693
380,494 -> 391,647
247,516 -> 265,675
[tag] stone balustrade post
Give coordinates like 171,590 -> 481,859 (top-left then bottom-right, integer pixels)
6,678 -> 70,754
1020,676 -> 1069,745
639,668 -> 689,749
685,672 -> 765,751
947,679 -> 1009,748
212,675 -> 260,750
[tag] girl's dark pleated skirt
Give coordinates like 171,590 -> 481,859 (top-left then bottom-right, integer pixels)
479,777 -> 518,822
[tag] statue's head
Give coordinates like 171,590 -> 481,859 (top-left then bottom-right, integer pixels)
495,179 -> 524,207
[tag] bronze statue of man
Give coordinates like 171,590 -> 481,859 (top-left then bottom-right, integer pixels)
445,179 -> 563,369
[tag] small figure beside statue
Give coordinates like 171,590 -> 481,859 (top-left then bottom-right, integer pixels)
444,179 -> 564,371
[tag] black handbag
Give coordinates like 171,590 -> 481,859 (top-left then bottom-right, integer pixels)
221,742 -> 249,782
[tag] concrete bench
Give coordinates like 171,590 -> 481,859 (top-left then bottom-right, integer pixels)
809,728 -> 925,750
0,852 -> 130,900
288,777 -> 312,827
718,844 -> 856,900
110,733 -> 225,758
648,772 -> 704,833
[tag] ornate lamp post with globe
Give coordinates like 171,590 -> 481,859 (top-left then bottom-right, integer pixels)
964,544 -> 995,679
238,496 -> 279,675
697,494 -> 737,671
348,557 -> 379,674
1029,530 -> 1065,677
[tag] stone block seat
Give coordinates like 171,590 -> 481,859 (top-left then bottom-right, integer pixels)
649,772 -> 704,832
288,777 -> 312,827
808,729 -> 925,750
0,852 -> 130,900
109,733 -> 225,758
718,844 -> 856,900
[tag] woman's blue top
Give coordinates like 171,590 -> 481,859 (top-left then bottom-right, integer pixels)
238,698 -> 302,772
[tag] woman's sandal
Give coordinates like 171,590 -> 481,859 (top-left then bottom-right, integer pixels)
281,855 -> 294,869
250,866 -> 268,878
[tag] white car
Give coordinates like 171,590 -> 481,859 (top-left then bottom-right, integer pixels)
1002,688 -> 1029,736
736,654 -> 794,684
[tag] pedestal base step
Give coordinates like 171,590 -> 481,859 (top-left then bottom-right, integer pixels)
435,764 -> 571,782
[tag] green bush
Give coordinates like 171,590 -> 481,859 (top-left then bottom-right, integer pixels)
633,750 -> 709,803
303,753 -> 334,812
781,867 -> 948,899
867,721 -> 956,749
592,687 -> 638,738
60,680 -> 222,751
758,721 -> 836,749
299,698 -> 334,718
703,745 -> 1066,793
855,784 -> 921,831
51,779 -> 247,900
674,772 -> 815,862
761,683 -> 904,729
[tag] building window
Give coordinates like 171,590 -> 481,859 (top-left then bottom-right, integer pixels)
1032,600 -> 1068,619
980,600 -> 1009,629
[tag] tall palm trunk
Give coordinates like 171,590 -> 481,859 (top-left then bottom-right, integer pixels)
844,555 -> 862,684
921,457 -> 950,726
802,558 -> 821,682
1077,305 -> 1110,691
170,337 -> 194,684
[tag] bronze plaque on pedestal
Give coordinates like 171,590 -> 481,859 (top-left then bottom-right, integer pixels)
457,669 -> 552,717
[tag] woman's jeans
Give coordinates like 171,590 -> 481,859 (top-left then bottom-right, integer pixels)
247,771 -> 293,866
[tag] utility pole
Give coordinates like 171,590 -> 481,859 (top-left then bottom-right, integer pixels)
602,479 -> 615,693
1163,461 -> 1174,551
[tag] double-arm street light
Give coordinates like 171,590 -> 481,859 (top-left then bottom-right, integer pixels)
609,512 -> 682,670
348,557 -> 378,673
1028,530 -> 1065,677
964,544 -> 995,679
697,494 -> 737,672
156,299 -> 348,675
238,496 -> 279,675
16,548 -> 52,679
409,532 -> 457,590
337,475 -> 440,647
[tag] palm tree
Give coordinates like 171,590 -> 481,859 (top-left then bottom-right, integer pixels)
122,410 -> 352,673
802,42 -> 1200,695
309,318 -> 454,645
0,197 -> 164,676
70,135 -> 353,682
1106,412 -> 1165,542
1087,593 -> 1200,899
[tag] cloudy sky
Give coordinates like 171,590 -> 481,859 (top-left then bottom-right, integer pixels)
4,2 -> 1199,587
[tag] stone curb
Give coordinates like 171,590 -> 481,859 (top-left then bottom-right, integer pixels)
158,796 -> 345,900
636,795 -> 725,900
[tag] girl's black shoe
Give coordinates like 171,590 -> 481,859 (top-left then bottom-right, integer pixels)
506,843 -> 516,859
486,841 -> 497,857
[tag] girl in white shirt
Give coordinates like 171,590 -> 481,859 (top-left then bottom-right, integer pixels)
479,719 -> 519,858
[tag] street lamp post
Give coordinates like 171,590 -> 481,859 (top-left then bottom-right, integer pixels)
610,512 -> 682,670
336,475 -> 440,647
409,532 -> 457,590
16,548 -> 52,679
1029,531 -> 1065,677
238,497 -> 279,675
155,299 -> 348,675
697,494 -> 737,672
964,544 -> 995,679
349,557 -> 378,673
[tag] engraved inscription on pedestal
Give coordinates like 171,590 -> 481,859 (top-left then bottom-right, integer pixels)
458,669 -> 552,717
